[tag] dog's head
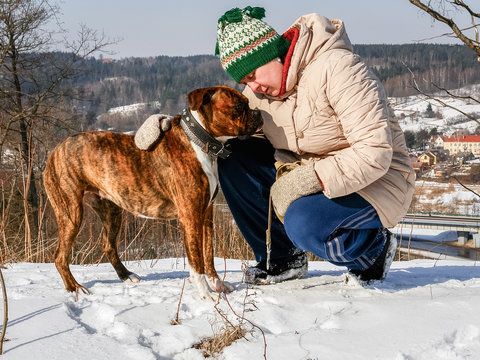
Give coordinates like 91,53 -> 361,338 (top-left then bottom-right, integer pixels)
187,86 -> 262,139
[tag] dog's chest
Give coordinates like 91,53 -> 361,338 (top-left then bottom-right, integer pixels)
190,142 -> 218,202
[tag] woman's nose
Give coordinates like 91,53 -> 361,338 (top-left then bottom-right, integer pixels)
247,81 -> 260,92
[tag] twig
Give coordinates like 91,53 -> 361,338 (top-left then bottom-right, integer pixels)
430,83 -> 480,105
452,176 -> 480,198
413,23 -> 480,42
222,287 -> 268,360
452,0 -> 480,20
434,252 -> 446,267
402,61 -> 480,125
0,266 -> 8,355
171,276 -> 186,325
408,0 -> 480,57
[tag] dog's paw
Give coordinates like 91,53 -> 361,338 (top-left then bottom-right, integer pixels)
208,277 -> 234,293
202,290 -> 221,302
123,273 -> 141,283
190,270 -> 220,301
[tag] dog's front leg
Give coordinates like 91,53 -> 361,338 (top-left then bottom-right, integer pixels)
179,211 -> 219,300
189,269 -> 219,301
203,204 -> 234,294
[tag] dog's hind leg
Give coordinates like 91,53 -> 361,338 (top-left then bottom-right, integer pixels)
89,195 -> 141,283
44,156 -> 89,294
52,195 -> 89,294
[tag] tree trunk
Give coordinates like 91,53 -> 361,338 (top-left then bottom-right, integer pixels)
11,43 -> 39,236
19,118 -> 39,236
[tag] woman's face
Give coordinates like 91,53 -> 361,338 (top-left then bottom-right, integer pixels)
240,58 -> 283,96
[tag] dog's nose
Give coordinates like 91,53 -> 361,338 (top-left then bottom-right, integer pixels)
253,109 -> 263,127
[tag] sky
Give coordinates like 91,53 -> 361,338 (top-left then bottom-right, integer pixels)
53,0 -> 469,59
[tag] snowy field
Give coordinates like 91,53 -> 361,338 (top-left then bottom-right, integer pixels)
1,257 -> 480,360
413,181 -> 480,216
390,84 -> 480,135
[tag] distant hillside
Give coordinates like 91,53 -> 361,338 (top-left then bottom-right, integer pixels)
354,44 -> 480,97
390,83 -> 480,137
66,44 -> 480,131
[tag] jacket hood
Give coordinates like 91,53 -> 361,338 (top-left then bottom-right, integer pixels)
285,14 -> 353,94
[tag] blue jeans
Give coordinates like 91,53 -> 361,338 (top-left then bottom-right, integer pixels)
218,137 -> 385,271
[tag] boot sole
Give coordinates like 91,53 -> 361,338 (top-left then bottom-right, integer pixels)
251,264 -> 308,285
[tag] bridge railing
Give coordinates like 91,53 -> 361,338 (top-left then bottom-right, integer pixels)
399,213 -> 480,247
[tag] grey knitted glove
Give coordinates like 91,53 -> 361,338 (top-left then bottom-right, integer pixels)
271,162 -> 323,219
134,114 -> 172,150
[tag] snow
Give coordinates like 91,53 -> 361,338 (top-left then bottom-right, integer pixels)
1,256 -> 480,359
390,84 -> 480,135
107,102 -> 160,115
418,187 -> 478,204
413,181 -> 480,216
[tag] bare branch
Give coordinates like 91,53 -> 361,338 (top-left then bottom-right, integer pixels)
402,61 -> 480,125
452,0 -> 480,18
452,176 -> 480,198
414,23 -> 479,42
409,0 -> 480,58
430,82 -> 480,104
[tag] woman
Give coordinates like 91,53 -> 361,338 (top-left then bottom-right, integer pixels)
215,7 -> 415,284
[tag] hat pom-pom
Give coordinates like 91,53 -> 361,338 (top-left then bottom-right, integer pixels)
220,7 -> 243,24
247,7 -> 265,20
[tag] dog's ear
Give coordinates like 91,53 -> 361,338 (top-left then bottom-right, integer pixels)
187,88 -> 216,111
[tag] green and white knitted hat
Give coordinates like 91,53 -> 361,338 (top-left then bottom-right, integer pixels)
215,6 -> 290,83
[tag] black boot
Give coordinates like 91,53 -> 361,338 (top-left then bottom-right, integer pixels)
246,250 -> 308,285
349,229 -> 397,284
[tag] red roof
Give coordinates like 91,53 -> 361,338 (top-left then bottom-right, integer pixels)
443,135 -> 480,143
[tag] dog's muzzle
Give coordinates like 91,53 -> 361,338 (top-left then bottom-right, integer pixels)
251,109 -> 263,131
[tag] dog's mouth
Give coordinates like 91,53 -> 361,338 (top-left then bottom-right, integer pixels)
252,109 -> 263,128
241,109 -> 263,136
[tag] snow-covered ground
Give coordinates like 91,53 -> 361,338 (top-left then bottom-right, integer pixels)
413,181 -> 480,216
1,257 -> 480,360
390,84 -> 480,135
106,101 -> 161,116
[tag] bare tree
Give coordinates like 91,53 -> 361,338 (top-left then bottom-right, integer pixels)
0,0 -> 115,238
409,0 -> 479,59
406,1 -> 480,124
408,1 -> 480,197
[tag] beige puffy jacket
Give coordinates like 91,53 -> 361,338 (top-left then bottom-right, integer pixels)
243,14 -> 415,228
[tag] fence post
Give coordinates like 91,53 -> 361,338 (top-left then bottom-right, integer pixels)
473,233 -> 480,248
457,231 -> 469,245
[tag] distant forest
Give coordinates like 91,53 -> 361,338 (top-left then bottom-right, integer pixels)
354,44 -> 479,97
67,44 -> 480,131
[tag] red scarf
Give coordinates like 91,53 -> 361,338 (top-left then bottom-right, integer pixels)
279,27 -> 300,96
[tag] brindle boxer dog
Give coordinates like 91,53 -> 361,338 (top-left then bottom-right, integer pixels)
43,85 -> 262,300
